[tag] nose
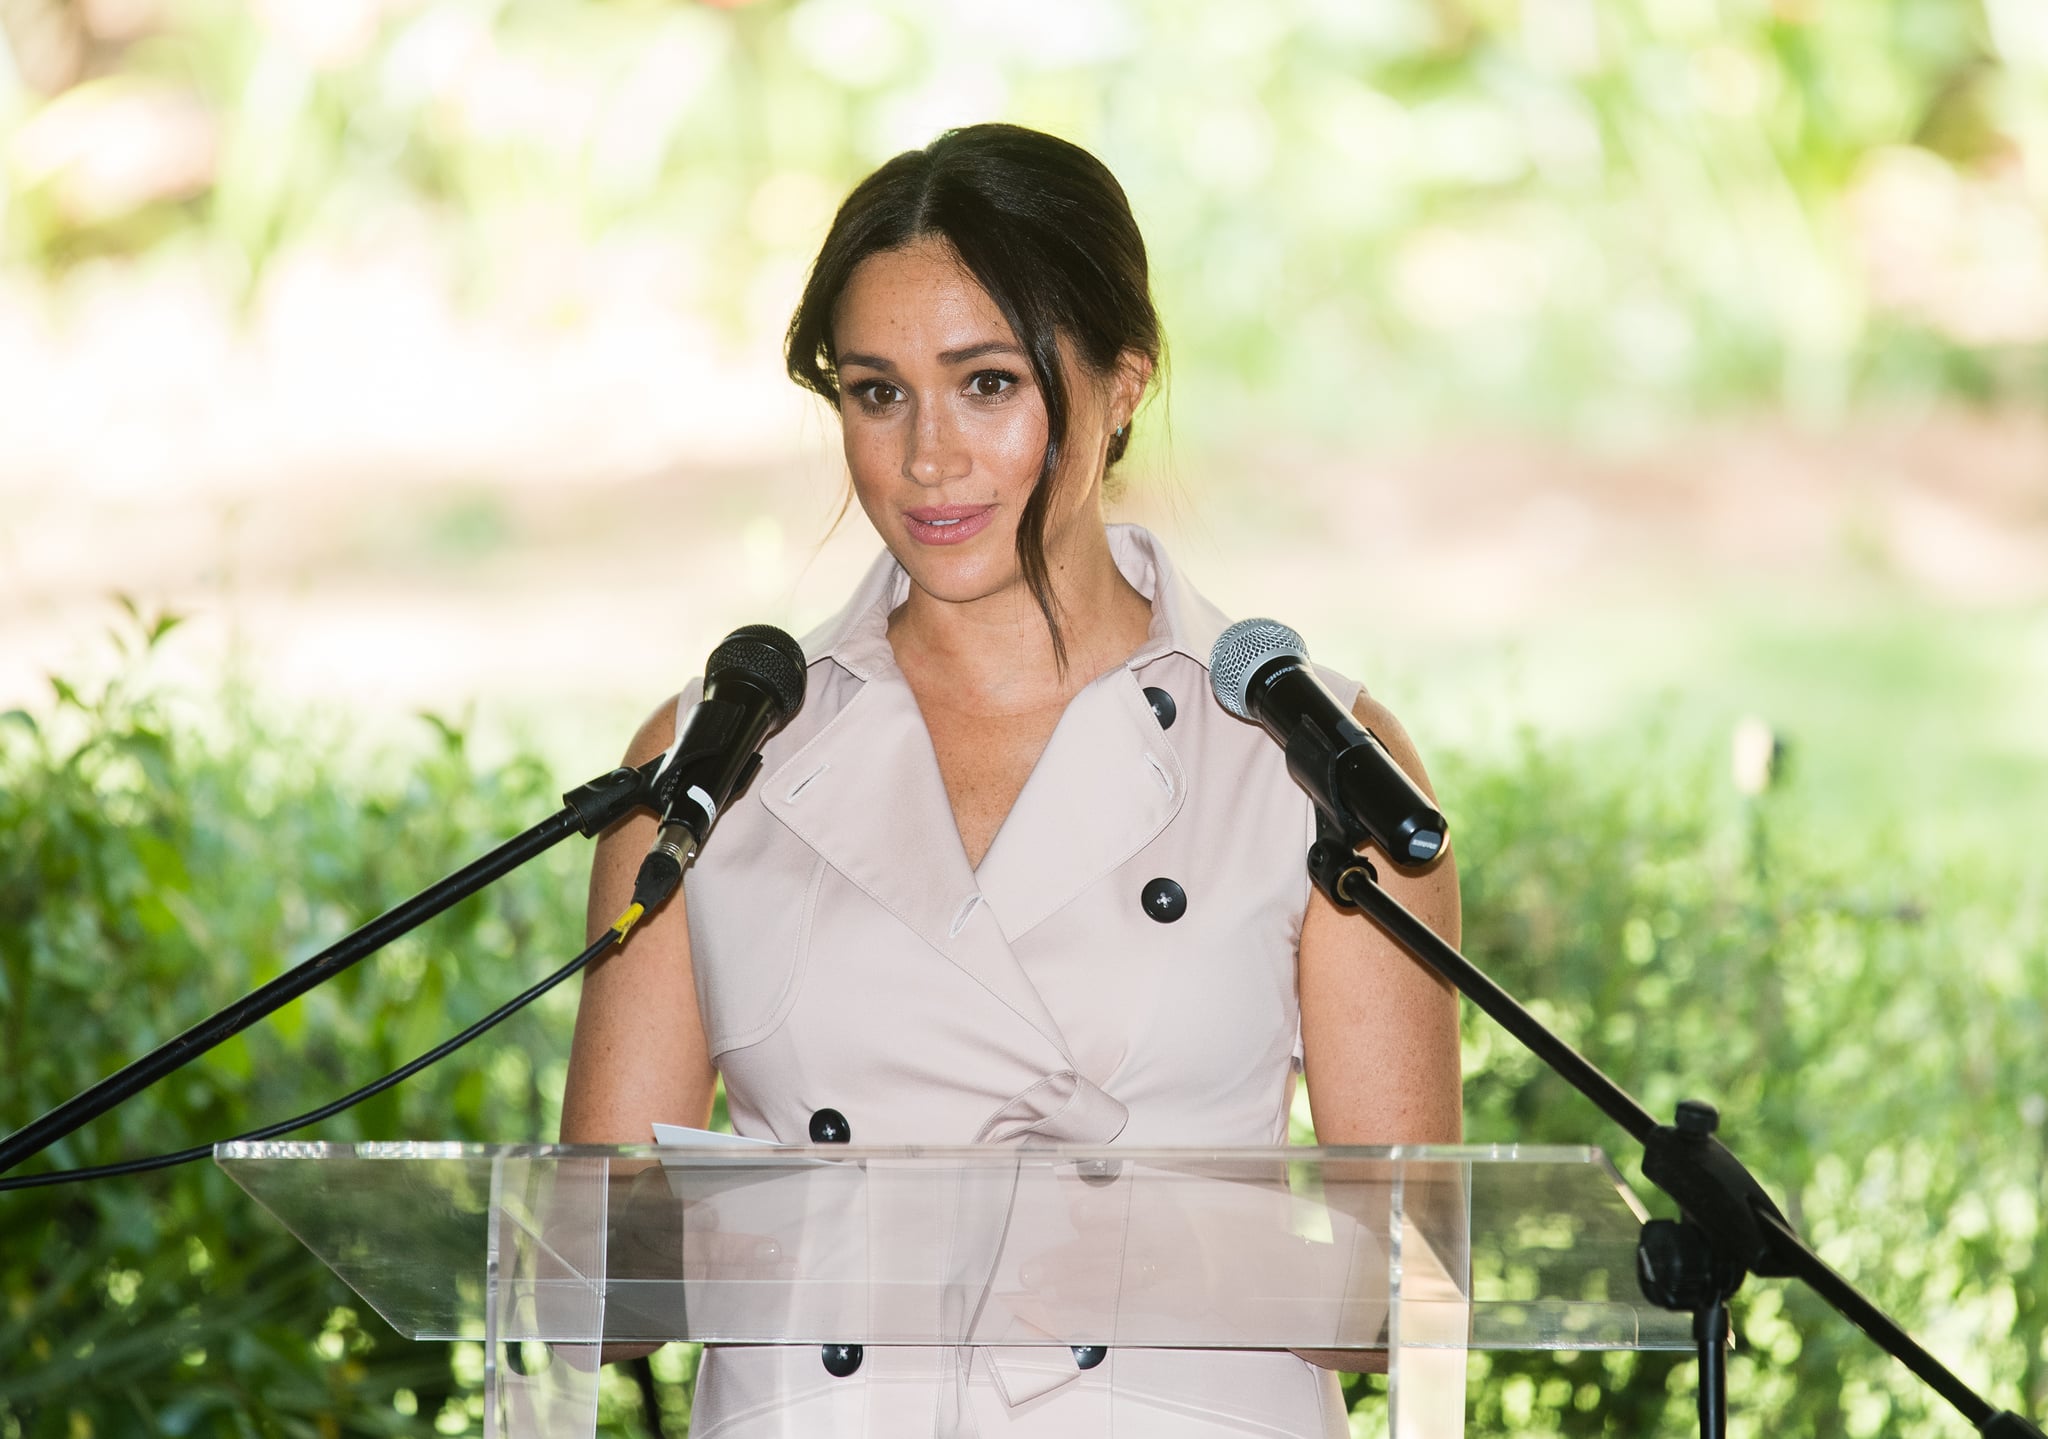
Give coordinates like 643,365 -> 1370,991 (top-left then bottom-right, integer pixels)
904,400 -> 969,487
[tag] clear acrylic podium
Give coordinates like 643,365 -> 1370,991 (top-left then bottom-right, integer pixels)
217,1141 -> 1688,1437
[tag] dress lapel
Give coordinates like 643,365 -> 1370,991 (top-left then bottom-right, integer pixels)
763,526 -> 1206,1071
758,670 -> 1077,1053
972,669 -> 1185,942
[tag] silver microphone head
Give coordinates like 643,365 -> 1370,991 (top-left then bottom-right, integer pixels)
1209,618 -> 1308,720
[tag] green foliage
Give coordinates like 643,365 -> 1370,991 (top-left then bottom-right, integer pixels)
1441,730 -> 2048,1435
4,1 -> 2044,437
0,610 -> 601,1436
2,623 -> 2041,1435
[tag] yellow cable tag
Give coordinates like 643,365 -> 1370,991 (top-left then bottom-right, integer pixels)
609,902 -> 646,941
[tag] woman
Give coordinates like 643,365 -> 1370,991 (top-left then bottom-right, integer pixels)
562,123 -> 1461,1437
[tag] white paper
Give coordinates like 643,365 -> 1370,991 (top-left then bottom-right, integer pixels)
651,1122 -> 780,1149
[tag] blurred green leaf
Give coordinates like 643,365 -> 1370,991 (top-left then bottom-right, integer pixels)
2,0 -> 2041,435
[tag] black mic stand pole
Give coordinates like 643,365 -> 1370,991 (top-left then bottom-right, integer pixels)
1305,818 -> 2045,1439
0,758 -> 664,1181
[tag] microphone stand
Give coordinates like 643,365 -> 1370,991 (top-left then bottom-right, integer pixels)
0,757 -> 664,1181
1307,816 -> 2045,1439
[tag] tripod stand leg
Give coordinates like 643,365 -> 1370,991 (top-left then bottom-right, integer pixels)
1695,1294 -> 1729,1439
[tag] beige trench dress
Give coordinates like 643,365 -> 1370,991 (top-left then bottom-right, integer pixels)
676,525 -> 1358,1437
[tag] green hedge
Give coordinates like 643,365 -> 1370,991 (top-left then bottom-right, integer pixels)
1435,733 -> 2047,1436
0,615 -> 598,1437
2,621 -> 2041,1436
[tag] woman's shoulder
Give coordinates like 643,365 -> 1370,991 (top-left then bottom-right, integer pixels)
620,693 -> 685,768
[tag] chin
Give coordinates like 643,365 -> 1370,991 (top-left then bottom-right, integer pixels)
896,547 -> 1023,607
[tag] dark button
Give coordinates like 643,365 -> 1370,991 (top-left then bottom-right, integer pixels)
1141,877 -> 1186,923
1072,1345 -> 1106,1370
1142,686 -> 1177,729
809,1108 -> 851,1144
821,1342 -> 864,1377
1076,1159 -> 1121,1187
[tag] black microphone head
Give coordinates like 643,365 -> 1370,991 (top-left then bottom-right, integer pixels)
1209,618 -> 1308,721
706,624 -> 807,719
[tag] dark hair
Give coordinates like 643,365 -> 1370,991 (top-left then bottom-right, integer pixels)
785,123 -> 1163,671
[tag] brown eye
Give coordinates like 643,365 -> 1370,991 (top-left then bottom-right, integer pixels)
970,370 -> 1016,397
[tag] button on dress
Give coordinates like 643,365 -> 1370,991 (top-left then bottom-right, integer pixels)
675,525 -> 1361,1438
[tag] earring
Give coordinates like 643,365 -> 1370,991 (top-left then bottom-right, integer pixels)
1114,423 -> 1127,438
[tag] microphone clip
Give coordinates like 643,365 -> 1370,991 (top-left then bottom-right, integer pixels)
561,761 -> 661,839
1306,808 -> 1376,911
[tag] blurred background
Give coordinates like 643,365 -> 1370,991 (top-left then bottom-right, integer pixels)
2,1 -> 2045,1435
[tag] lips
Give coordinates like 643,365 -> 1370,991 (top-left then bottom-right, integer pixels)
903,504 -> 996,546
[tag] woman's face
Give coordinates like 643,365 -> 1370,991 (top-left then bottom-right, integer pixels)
831,236 -> 1127,612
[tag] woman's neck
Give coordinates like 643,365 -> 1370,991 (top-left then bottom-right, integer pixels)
886,525 -> 1153,715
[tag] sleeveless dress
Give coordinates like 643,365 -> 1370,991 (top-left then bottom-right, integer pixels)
674,525 -> 1357,1438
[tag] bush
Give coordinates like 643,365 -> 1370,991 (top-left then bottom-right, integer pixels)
0,613 -> 607,1436
1,624 -> 2040,1435
1439,731 -> 2047,1436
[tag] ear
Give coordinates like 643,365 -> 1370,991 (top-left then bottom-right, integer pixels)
1109,348 -> 1155,430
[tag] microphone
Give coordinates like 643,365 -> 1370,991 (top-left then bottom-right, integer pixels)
1209,618 -> 1447,867
631,624 -> 808,912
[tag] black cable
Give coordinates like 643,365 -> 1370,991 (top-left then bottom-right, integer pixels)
0,930 -> 621,1193
0,805 -> 595,1179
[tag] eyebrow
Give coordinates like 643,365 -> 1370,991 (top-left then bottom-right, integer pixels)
836,341 -> 1028,373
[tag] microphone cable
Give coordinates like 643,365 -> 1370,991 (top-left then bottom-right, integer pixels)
0,903 -> 654,1193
